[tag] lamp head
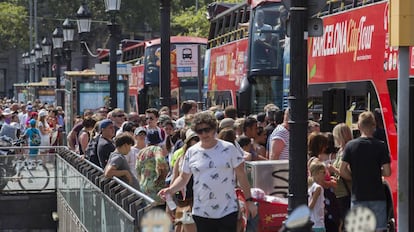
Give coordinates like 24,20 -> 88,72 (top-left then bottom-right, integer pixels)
104,0 -> 121,13
52,27 -> 64,49
62,18 -> 75,42
76,3 -> 92,34
41,37 -> 52,56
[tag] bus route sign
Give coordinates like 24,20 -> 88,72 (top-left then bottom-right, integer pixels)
176,44 -> 199,77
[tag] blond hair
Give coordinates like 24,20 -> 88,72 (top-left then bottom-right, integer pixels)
309,161 -> 325,177
358,111 -> 376,135
332,123 -> 353,148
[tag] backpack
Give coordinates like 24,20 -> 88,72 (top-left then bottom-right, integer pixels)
30,129 -> 41,146
84,134 -> 101,166
145,126 -> 166,142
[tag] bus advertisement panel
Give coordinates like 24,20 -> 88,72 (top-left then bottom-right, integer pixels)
307,2 -> 412,228
207,39 -> 248,108
129,65 -> 143,113
308,2 -> 397,82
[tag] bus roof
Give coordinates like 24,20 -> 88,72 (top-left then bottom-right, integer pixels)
249,0 -> 281,9
144,36 -> 207,47
207,2 -> 239,20
118,36 -> 207,54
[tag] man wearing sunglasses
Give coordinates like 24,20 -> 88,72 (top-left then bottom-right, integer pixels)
144,108 -> 166,147
109,108 -> 126,133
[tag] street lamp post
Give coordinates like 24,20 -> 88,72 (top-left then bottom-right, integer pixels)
30,49 -> 36,82
22,52 -> 30,82
160,0 -> 171,108
41,37 -> 52,77
104,0 -> 121,110
21,53 -> 26,82
62,18 -> 75,71
35,43 -> 43,79
288,0 -> 310,216
76,3 -> 92,71
52,27 -> 64,107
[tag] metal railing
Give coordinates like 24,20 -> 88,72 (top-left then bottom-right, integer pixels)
56,148 -> 155,231
1,146 -> 156,231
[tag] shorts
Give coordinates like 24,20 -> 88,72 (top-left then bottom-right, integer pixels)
352,200 -> 387,230
312,227 -> 326,232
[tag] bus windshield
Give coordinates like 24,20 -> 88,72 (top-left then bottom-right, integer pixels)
250,4 -> 287,71
145,45 -> 161,86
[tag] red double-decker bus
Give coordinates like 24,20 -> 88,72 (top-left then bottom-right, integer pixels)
123,36 -> 207,116
205,0 -> 288,115
99,36 -> 207,116
308,0 -> 414,229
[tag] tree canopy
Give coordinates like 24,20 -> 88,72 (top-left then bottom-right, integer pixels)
0,2 -> 28,51
0,0 -> 246,52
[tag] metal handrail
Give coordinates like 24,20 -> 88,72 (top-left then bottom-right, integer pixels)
57,147 -> 155,205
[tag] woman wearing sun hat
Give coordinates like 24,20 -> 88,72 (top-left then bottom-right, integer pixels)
38,109 -> 51,153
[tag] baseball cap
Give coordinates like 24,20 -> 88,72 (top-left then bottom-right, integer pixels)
99,119 -> 113,130
184,130 -> 198,143
215,111 -> 224,120
29,119 -> 37,126
219,118 -> 235,130
38,109 -> 48,117
134,127 -> 147,135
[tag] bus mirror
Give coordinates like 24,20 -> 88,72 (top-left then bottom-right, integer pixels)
285,15 -> 323,37
308,18 -> 323,37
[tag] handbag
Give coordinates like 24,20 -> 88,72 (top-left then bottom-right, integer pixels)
175,205 -> 194,225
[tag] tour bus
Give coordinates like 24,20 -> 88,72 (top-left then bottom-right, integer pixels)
119,36 -> 207,117
308,0 -> 414,229
205,0 -> 288,115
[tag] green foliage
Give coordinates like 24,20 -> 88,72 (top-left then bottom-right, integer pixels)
171,0 -> 245,38
121,0 -> 160,39
0,0 -> 247,52
0,2 -> 28,51
171,5 -> 210,38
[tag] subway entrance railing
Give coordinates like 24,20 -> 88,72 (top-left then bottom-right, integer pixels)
0,146 -> 156,231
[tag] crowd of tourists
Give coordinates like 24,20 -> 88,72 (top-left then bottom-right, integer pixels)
0,97 -> 391,232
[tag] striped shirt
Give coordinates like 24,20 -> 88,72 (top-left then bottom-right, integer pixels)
269,124 -> 289,160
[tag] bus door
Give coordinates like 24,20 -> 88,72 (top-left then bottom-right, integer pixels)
321,88 -> 346,132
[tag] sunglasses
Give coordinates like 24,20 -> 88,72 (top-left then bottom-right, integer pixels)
195,127 -> 213,134
114,114 -> 124,117
191,137 -> 200,142
137,132 -> 146,136
146,117 -> 154,120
